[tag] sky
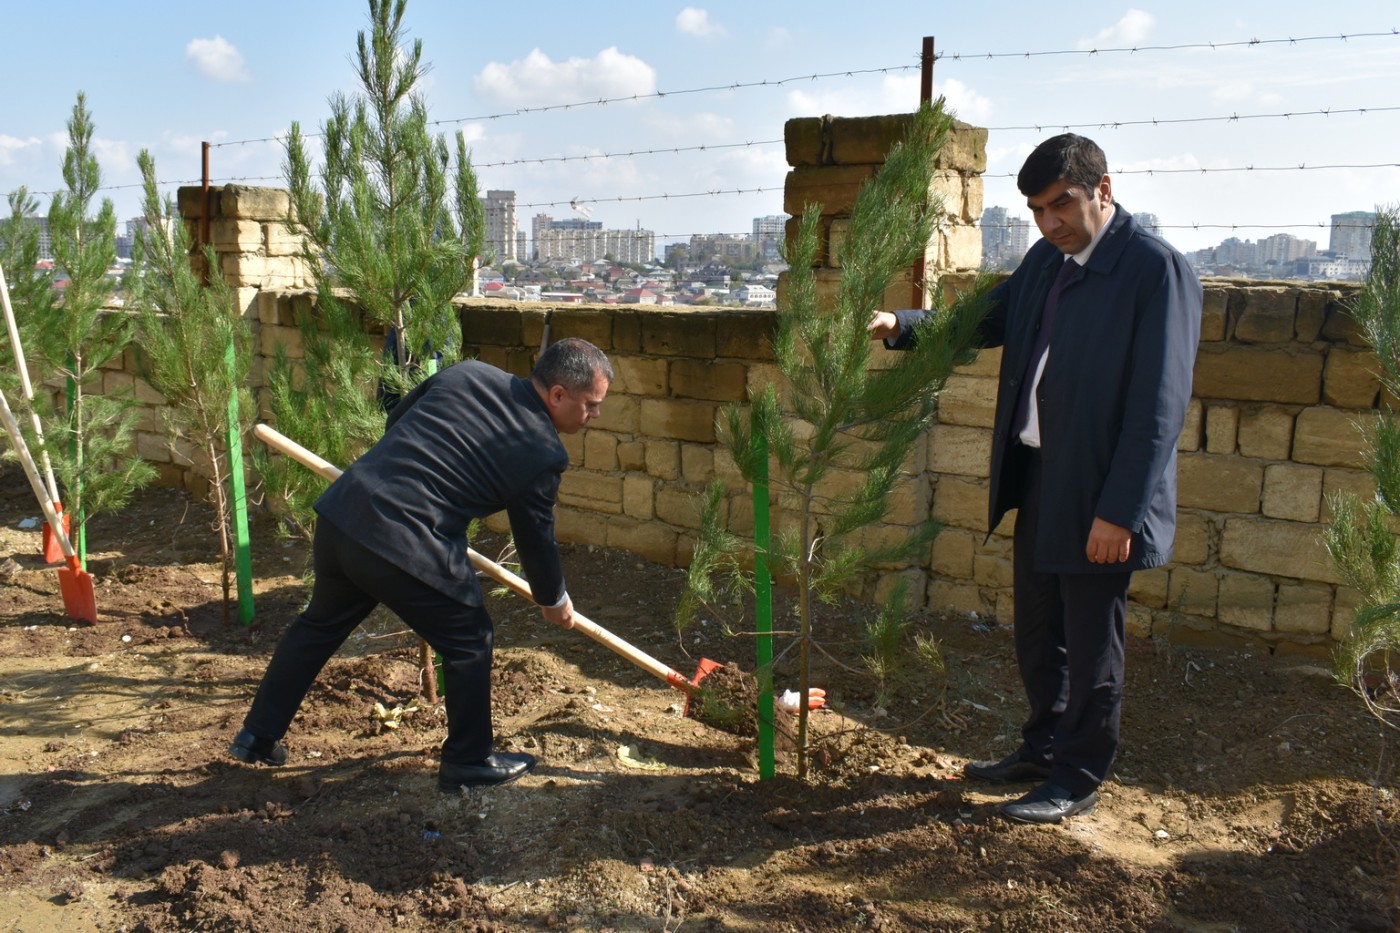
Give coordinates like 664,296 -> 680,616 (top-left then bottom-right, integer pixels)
1,0 -> 1397,258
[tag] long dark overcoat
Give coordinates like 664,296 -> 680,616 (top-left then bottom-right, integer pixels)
894,205 -> 1202,574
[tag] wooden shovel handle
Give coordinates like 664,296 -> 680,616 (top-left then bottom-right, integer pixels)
251,424 -> 697,694
0,387 -> 76,561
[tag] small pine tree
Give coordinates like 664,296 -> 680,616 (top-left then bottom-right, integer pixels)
681,100 -> 994,777
265,0 -> 484,537
129,150 -> 253,620
31,93 -> 154,561
0,188 -> 49,401
1324,205 -> 1400,729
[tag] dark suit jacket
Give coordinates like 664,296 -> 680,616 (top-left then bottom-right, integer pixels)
892,205 -> 1202,573
314,360 -> 569,606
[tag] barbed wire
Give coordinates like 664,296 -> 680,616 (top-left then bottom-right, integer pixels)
207,28 -> 1398,148
984,104 -> 1400,134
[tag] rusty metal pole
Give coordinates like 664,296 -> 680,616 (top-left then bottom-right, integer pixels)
200,141 -> 212,285
913,37 -> 935,308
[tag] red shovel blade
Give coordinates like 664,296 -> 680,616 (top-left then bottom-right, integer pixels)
42,504 -> 69,565
682,657 -> 725,717
58,555 -> 98,625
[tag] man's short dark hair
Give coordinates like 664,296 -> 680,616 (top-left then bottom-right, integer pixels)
531,337 -> 613,394
1017,134 -> 1108,198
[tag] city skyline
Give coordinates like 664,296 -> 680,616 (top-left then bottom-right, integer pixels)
0,3 -> 1396,258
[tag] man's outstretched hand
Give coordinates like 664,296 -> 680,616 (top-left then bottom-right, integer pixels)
867,311 -> 899,341
541,594 -> 576,629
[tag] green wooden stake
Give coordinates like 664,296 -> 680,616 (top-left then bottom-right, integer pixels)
66,372 -> 85,569
227,340 -> 255,624
754,431 -> 775,780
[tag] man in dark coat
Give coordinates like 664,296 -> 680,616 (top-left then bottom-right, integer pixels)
870,134 -> 1202,822
229,337 -> 613,793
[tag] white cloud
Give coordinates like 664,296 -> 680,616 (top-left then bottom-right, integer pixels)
475,48 -> 656,107
676,8 -> 726,39
186,35 -> 250,83
1078,9 -> 1156,50
0,134 -> 42,167
783,74 -> 990,123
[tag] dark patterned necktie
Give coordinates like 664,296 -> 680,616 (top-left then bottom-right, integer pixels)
1012,257 -> 1080,439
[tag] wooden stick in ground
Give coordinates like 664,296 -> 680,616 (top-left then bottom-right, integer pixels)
252,423 -> 697,695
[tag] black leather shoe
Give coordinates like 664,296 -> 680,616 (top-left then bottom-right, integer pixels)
963,751 -> 1052,784
228,729 -> 288,766
438,752 -> 537,792
1000,781 -> 1099,824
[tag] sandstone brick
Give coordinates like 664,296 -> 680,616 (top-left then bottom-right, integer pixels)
930,529 -> 975,579
1292,407 -> 1367,468
209,218 -> 264,253
928,424 -> 991,478
784,164 -> 879,216
681,444 -> 714,483
611,311 -> 642,353
1192,346 -> 1322,404
715,312 -> 774,361
461,305 -> 524,347
1321,468 -> 1377,521
1320,304 -> 1366,347
928,171 -> 968,222
973,553 -> 1013,589
553,507 -> 607,548
1331,585 -> 1359,641
1233,287 -> 1297,343
1169,568 -> 1219,617
784,117 -> 826,167
885,476 -> 930,526
591,394 -> 638,434
671,359 -> 747,402
1129,567 -> 1169,609
558,472 -> 622,513
1261,463 -> 1323,522
613,356 -> 668,396
926,580 -> 988,616
265,221 -> 306,257
606,518 -> 678,566
1199,287 -> 1229,341
1322,348 -> 1380,409
641,314 -> 716,358
261,325 -> 304,360
1220,517 -> 1339,583
873,569 -> 928,611
645,441 -> 680,480
617,440 -> 646,472
622,475 -> 655,521
1177,453 -> 1261,513
1217,572 -> 1276,631
560,432 -> 583,466
1205,405 -> 1239,454
932,475 -> 987,532
952,345 -> 1002,379
1178,399 -> 1203,452
1237,406 -> 1295,460
1126,602 -> 1154,639
136,432 -> 172,463
1296,289 -> 1331,341
221,185 -> 290,220
828,217 -> 850,268
639,399 -> 717,443
655,486 -> 705,529
937,374 -> 997,428
936,224 -> 984,272
583,431 -> 618,471
133,378 -> 165,406
549,308 -> 612,348
1274,582 -> 1333,634
1173,512 -> 1213,565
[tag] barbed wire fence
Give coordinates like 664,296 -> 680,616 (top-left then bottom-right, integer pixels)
16,28 -> 1400,254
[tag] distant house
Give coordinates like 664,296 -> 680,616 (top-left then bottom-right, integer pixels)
734,283 -> 776,306
540,291 -> 586,304
621,288 -> 658,305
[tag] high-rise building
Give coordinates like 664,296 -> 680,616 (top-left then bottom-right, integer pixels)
980,206 -> 1030,269
533,215 -> 654,263
1135,212 -> 1162,236
480,190 -> 518,263
1259,233 -> 1316,265
752,214 -> 788,261
1330,211 -> 1377,260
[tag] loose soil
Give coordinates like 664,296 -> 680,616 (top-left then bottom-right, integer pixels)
0,463 -> 1395,932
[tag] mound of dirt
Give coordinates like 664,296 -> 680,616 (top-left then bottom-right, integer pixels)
0,464 -> 1395,932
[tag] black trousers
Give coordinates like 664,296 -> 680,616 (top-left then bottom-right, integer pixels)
243,519 -> 495,766
1011,446 -> 1130,796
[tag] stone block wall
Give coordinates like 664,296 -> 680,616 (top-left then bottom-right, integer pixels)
81,121 -> 1377,654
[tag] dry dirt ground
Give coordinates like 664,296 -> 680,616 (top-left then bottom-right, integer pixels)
0,463 -> 1396,932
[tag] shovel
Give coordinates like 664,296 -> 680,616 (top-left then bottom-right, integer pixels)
0,386 -> 97,624
0,261 -> 68,563
252,423 -> 708,696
